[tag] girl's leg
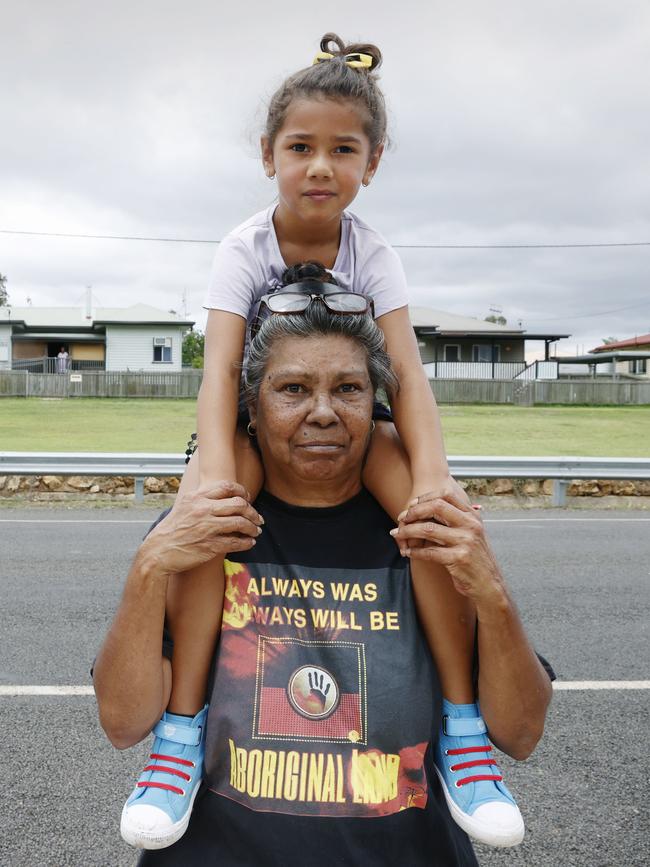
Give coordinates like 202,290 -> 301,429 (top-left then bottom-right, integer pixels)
121,431 -> 265,849
165,430 -> 264,714
364,423 -> 524,847
363,421 -> 475,702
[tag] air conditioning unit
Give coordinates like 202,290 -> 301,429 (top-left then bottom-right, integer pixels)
153,337 -> 167,347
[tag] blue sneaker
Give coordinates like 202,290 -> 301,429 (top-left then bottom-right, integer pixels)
434,699 -> 525,847
120,705 -> 208,850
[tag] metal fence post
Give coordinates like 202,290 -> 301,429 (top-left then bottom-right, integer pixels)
552,479 -> 569,507
134,477 -> 145,503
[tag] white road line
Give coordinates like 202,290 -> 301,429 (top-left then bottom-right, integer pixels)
484,518 -> 650,523
552,680 -> 650,690
1,681 -> 648,696
2,517 -> 650,525
0,686 -> 95,695
0,519 -> 151,524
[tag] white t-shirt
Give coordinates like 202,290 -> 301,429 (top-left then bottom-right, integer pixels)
203,206 -> 409,330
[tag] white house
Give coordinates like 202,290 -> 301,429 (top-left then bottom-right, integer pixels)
0,298 -> 194,373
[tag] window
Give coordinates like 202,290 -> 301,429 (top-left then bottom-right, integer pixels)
444,344 -> 460,362
472,344 -> 500,362
629,359 -> 647,374
153,337 -> 172,363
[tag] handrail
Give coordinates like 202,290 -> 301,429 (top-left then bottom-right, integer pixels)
2,452 -> 649,506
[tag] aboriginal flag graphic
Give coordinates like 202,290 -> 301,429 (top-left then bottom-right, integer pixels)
206,552 -> 436,818
253,637 -> 367,745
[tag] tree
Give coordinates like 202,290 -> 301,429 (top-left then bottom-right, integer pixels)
485,314 -> 507,326
0,273 -> 8,307
182,328 -> 205,368
601,336 -> 618,345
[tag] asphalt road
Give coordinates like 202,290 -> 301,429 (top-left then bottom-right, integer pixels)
1,507 -> 649,867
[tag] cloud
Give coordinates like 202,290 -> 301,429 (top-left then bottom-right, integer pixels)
1,0 -> 649,354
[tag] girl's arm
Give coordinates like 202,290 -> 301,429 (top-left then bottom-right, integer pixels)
393,495 -> 553,760
377,306 -> 454,499
197,310 -> 248,487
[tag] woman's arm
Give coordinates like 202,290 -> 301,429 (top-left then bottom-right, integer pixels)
196,310 -> 248,486
93,546 -> 173,750
376,307 -> 452,496
474,581 -> 552,759
93,481 -> 263,749
392,495 -> 552,760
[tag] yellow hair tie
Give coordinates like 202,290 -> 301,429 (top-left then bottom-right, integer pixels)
313,51 -> 373,69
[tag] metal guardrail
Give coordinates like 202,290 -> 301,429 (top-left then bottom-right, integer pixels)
2,452 -> 650,506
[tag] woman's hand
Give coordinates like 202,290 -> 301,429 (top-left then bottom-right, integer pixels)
141,480 -> 263,578
392,493 -> 504,604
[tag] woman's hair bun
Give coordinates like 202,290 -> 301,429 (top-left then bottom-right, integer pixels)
319,32 -> 382,72
281,261 -> 338,286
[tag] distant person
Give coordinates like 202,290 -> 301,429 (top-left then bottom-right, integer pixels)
56,346 -> 69,373
112,29 -> 535,851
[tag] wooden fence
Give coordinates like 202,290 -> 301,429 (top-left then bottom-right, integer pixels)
429,378 -> 650,405
0,370 -> 203,398
1,370 -> 649,404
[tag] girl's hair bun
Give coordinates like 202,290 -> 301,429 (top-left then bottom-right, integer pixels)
281,261 -> 338,286
264,32 -> 388,151
319,32 -> 383,72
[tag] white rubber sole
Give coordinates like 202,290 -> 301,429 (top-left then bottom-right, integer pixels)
434,766 -> 525,848
120,782 -> 202,850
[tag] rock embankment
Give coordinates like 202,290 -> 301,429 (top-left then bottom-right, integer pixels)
0,475 -> 179,498
0,475 -> 649,501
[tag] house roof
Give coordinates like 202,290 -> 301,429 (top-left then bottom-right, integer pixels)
409,307 -> 568,340
409,307 -> 520,333
555,351 -> 650,363
591,333 -> 650,352
0,303 -> 194,329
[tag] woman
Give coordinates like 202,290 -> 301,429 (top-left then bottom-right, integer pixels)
93,302 -> 552,866
56,346 -> 69,374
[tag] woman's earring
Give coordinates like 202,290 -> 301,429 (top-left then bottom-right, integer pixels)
267,172 -> 275,180
370,420 -> 376,433
247,422 -> 257,437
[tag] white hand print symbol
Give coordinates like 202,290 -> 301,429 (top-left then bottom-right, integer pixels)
287,664 -> 340,720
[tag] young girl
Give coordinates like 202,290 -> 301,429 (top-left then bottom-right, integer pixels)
120,33 -> 525,850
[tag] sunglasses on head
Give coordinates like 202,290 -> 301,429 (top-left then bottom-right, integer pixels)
251,280 -> 374,338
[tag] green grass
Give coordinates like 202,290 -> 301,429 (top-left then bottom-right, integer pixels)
0,398 -> 196,453
438,405 -> 650,456
0,398 -> 649,456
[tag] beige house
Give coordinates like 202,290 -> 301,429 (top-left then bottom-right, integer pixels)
590,334 -> 650,379
409,307 -> 568,379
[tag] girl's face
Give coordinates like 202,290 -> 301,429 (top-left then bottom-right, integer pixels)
261,97 -> 383,231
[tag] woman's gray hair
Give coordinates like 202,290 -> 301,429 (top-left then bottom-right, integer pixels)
244,304 -> 398,404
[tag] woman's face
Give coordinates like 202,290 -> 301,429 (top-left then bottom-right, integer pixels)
250,334 -> 375,496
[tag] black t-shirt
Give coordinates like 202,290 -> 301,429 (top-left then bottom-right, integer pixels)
139,489 -> 478,866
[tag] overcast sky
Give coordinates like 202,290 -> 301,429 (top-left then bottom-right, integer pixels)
1,0 -> 649,357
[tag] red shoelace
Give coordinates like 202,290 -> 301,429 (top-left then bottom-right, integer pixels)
136,753 -> 194,796
446,744 -> 503,786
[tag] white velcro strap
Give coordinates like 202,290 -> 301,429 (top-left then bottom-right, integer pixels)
153,718 -> 202,746
443,715 -> 487,737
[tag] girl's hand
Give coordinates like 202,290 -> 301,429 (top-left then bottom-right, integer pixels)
408,475 -> 471,511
